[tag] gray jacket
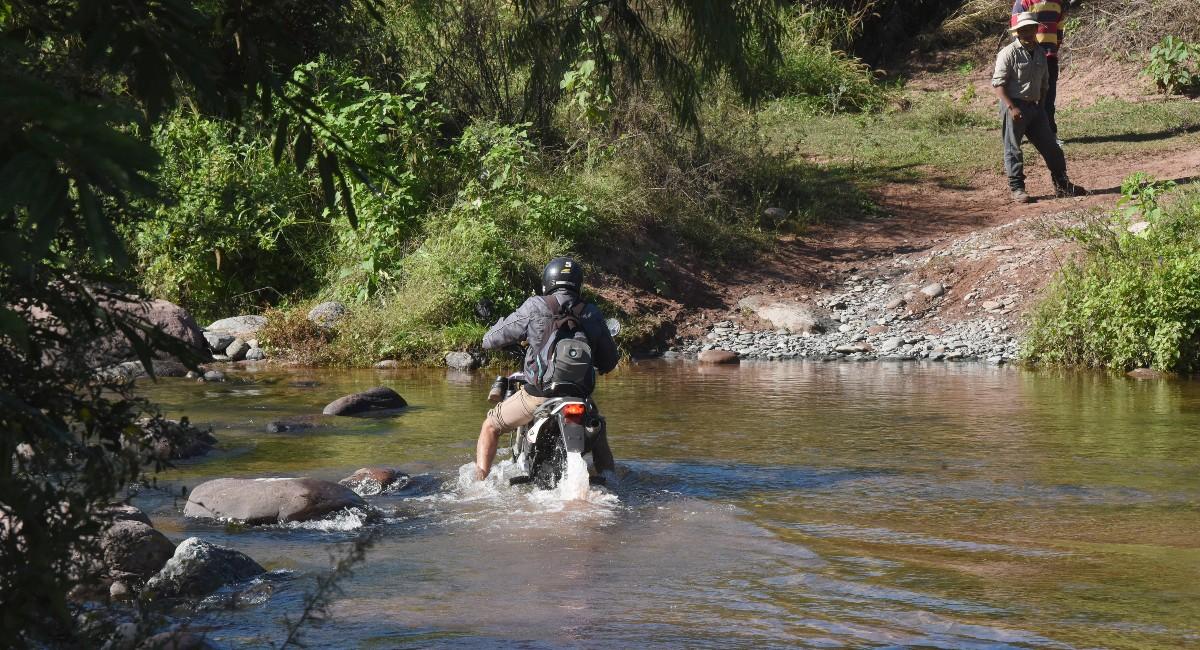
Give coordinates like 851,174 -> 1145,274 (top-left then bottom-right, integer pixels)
482,289 -> 619,381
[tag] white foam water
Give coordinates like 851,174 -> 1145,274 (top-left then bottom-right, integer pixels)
559,451 -> 591,501
282,506 -> 372,531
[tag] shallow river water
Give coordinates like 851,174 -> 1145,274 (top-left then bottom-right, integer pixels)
134,360 -> 1200,649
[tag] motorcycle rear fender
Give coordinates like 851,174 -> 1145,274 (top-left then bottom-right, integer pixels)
547,400 -> 588,454
559,417 -> 587,454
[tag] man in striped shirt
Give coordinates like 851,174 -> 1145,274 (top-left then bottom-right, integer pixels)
1011,0 -> 1067,139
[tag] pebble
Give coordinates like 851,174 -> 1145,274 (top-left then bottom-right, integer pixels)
203,370 -> 226,382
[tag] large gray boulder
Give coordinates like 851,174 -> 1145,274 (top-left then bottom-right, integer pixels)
322,386 -> 407,416
307,301 -> 347,328
203,331 -> 235,353
206,315 -> 267,338
184,477 -> 366,524
736,295 -> 831,334
92,297 -> 209,367
444,351 -> 480,370
145,537 -> 264,598
101,520 -> 176,582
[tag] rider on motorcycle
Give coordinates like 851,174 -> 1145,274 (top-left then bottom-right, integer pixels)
473,257 -> 619,481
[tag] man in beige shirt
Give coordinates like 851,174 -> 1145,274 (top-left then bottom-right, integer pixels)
992,12 -> 1086,203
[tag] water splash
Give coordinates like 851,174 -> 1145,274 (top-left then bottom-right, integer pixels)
559,451 -> 591,501
282,506 -> 373,532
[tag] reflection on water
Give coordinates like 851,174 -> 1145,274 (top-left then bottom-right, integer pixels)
134,361 -> 1200,648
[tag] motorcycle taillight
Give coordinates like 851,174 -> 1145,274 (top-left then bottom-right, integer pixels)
562,402 -> 586,423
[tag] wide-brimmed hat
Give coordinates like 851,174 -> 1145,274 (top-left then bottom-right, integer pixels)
1010,12 -> 1041,31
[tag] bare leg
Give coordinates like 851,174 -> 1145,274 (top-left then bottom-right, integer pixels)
475,419 -> 502,481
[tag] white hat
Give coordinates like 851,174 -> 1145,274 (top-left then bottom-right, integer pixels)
1010,12 -> 1041,31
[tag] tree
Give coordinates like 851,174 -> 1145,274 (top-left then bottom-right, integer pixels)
0,0 -> 379,643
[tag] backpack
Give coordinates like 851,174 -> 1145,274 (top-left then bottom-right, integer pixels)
533,295 -> 596,397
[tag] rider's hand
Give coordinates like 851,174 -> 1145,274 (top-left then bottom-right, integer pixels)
1008,104 -> 1023,121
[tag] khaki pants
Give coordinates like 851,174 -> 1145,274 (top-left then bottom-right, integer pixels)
486,386 -> 545,433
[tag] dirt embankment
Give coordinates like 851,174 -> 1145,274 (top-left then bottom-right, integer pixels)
604,82 -> 1200,359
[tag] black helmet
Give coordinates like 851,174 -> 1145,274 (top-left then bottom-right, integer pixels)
541,257 -> 583,295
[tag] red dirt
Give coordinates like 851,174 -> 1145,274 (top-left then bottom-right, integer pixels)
601,136 -> 1200,347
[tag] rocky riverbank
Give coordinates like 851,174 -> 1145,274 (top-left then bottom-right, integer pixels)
667,215 -> 1067,365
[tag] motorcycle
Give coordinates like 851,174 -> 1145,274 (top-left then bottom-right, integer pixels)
493,318 -> 620,490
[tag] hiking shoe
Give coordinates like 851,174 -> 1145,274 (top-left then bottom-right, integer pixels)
1054,182 -> 1089,198
1011,189 -> 1033,203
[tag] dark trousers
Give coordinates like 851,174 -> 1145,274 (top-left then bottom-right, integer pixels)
1000,99 -> 1067,191
1046,56 -> 1059,135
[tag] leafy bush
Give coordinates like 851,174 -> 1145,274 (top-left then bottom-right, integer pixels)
1144,36 -> 1200,96
1024,177 -> 1200,373
751,6 -> 886,113
133,114 -> 326,322
292,60 -> 452,301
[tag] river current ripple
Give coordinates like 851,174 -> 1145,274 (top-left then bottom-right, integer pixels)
135,361 -> 1200,648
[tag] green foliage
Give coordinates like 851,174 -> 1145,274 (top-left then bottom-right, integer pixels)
750,5 -> 886,113
293,60 -> 451,301
133,115 -> 326,321
1024,179 -> 1200,373
1144,36 -> 1200,96
0,1 -> 385,642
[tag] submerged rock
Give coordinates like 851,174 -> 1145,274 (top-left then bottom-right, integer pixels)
322,386 -> 407,416
146,537 -> 264,598
101,520 -> 176,582
339,467 -> 410,496
698,350 -> 739,364
139,630 -> 217,650
202,370 -> 226,382
265,417 -> 321,433
184,477 -> 366,524
1127,368 -> 1170,380
141,418 -> 218,460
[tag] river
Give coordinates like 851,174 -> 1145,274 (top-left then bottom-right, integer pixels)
133,360 -> 1200,649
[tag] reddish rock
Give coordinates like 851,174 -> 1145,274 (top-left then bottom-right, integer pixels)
866,325 -> 888,335
339,467 -> 410,496
698,350 -> 740,364
322,386 -> 408,417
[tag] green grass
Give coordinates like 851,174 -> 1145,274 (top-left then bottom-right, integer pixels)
758,92 -> 1200,188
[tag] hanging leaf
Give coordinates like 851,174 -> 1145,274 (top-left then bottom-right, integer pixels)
272,114 -> 290,165
317,152 -> 338,216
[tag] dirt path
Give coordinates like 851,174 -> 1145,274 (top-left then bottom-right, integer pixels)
663,145 -> 1200,345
